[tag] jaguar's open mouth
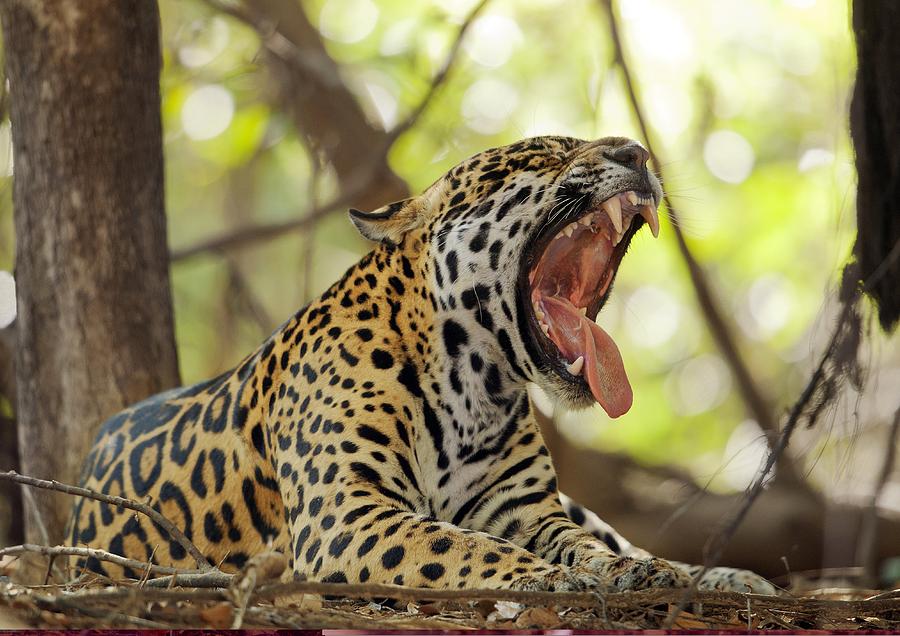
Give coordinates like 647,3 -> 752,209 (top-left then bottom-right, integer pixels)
519,190 -> 660,417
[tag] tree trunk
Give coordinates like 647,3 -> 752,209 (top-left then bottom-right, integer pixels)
851,0 -> 900,332
0,0 -> 180,543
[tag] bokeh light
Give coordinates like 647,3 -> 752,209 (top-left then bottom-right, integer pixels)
462,78 -> 519,134
703,130 -> 756,184
181,84 -> 234,141
464,15 -> 523,68
665,354 -> 732,416
319,0 -> 379,44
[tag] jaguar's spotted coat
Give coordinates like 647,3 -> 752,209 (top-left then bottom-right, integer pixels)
69,136 -> 774,595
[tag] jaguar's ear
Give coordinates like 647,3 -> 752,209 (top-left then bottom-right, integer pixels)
349,197 -> 427,245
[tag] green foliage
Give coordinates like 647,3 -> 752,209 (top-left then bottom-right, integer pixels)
0,0 -> 869,492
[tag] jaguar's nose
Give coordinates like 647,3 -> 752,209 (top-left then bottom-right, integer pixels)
607,144 -> 650,171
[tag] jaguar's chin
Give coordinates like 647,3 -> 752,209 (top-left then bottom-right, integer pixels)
517,189 -> 659,417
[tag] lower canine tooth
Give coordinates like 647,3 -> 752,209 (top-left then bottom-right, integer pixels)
566,356 -> 585,375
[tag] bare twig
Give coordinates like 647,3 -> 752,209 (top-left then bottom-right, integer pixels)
144,568 -> 234,589
169,169 -> 375,262
857,404 -> 900,585
0,470 -> 212,570
0,544 -> 204,578
385,0 -> 490,142
596,0 -> 807,490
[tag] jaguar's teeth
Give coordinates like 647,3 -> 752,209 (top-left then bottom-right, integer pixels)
640,204 -> 660,238
566,356 -> 584,375
541,323 -> 550,336
578,306 -> 587,316
626,191 -> 638,205
580,214 -> 593,226
603,197 -> 623,234
535,309 -> 545,321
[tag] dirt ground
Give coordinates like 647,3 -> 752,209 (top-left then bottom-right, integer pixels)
1,559 -> 897,631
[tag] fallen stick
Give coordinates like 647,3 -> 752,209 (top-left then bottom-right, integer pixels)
0,470 -> 211,571
0,543 -> 204,578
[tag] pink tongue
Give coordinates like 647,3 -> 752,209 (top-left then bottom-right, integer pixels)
541,296 -> 633,418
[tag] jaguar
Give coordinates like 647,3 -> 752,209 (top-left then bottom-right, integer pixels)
68,135 -> 775,595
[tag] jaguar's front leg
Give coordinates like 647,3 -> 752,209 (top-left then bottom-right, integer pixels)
459,455 -> 688,591
520,497 -> 690,591
559,493 -> 778,594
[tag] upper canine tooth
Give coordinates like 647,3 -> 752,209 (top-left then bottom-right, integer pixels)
566,356 -> 585,375
626,191 -> 638,205
640,204 -> 660,238
604,197 -> 623,234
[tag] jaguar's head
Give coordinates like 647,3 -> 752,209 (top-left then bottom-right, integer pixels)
350,136 -> 662,420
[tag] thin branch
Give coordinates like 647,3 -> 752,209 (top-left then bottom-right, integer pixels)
174,0 -> 489,262
662,275 -> 862,626
144,568 -> 234,589
385,0 -> 490,142
0,544 -> 204,578
0,470 -> 212,571
596,0 -> 807,490
169,176 -> 371,262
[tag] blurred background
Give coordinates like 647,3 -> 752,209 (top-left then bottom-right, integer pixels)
0,0 -> 897,584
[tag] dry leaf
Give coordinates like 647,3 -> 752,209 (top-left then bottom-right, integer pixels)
494,600 -> 522,618
474,599 -> 495,618
516,606 -> 560,628
199,601 -> 233,628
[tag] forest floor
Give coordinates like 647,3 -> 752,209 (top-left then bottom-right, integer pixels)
1,559 -> 898,631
